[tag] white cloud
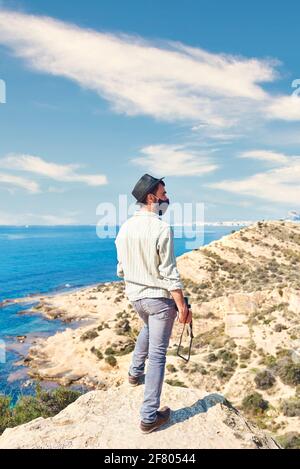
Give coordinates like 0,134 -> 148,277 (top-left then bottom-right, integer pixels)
131,144 -> 219,176
0,154 -> 108,186
207,150 -> 300,205
239,150 -> 289,165
0,172 -> 40,193
266,96 -> 300,121
0,9 -> 281,129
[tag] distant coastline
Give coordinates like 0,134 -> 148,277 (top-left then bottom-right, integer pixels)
1,217 -> 298,228
0,221 -> 256,228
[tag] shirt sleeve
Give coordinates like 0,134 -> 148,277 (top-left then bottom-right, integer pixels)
157,225 -> 183,291
115,237 -> 124,278
117,260 -> 124,278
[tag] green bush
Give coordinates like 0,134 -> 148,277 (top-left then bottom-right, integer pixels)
206,353 -> 218,363
165,379 -> 187,388
274,323 -> 287,333
105,355 -> 117,367
278,432 -> 300,449
281,397 -> 300,417
217,349 -> 238,368
0,386 -> 81,435
114,319 -> 131,335
166,364 -> 177,373
80,329 -> 99,341
0,396 -> 11,435
242,392 -> 269,416
254,370 -> 276,390
261,354 -> 277,367
28,386 -> 81,418
113,341 -> 135,356
277,360 -> 300,386
187,363 -> 203,374
217,369 -> 227,380
90,347 -> 103,360
239,348 -> 252,360
104,341 -> 135,357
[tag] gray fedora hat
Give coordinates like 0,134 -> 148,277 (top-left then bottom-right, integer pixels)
132,173 -> 165,203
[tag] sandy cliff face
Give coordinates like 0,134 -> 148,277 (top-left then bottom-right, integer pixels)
0,383 -> 279,449
12,219 -> 300,446
176,220 -> 300,441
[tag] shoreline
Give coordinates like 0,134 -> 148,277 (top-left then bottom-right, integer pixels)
0,280 -> 112,309
18,281 -> 143,388
0,280 -> 123,394
2,276 -> 203,391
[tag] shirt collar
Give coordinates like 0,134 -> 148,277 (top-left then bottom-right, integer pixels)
134,209 -> 160,218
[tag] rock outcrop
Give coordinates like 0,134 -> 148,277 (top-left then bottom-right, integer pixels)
0,383 -> 280,449
5,220 -> 300,446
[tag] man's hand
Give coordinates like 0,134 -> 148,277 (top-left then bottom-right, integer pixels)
177,303 -> 192,324
170,289 -> 193,324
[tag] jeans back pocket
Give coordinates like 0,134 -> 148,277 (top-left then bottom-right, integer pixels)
142,297 -> 176,320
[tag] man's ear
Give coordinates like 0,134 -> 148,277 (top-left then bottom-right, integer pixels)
147,193 -> 156,204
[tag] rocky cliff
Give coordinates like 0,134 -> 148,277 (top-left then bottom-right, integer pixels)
0,383 -> 279,449
5,219 -> 300,448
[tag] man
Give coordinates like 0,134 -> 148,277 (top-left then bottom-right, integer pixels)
115,173 -> 192,434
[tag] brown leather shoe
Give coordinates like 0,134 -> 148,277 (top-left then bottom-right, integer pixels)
128,373 -> 144,387
140,406 -> 171,434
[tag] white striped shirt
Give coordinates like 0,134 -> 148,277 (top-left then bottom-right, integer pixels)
115,209 -> 183,301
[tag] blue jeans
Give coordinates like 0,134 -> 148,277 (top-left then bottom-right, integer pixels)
129,297 -> 177,423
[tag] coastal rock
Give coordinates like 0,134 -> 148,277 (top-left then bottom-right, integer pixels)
12,220 -> 300,445
0,383 -> 280,449
16,335 -> 27,343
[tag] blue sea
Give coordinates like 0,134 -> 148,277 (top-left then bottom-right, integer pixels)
0,224 -> 243,400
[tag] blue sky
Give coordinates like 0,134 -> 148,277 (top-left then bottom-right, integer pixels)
0,0 -> 300,224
